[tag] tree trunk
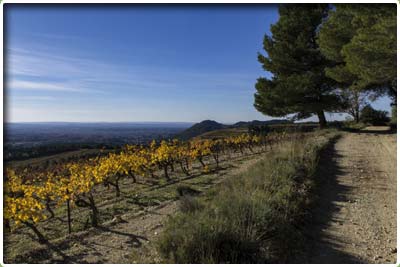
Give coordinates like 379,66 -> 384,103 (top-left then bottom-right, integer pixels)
46,198 -> 55,219
355,112 -> 359,123
212,154 -> 219,167
5,219 -> 11,232
180,162 -> 189,175
23,221 -> 47,244
248,145 -> 254,153
88,193 -> 98,227
317,110 -> 327,128
128,171 -> 136,183
114,179 -> 120,197
106,180 -> 120,197
163,165 -> 170,181
198,157 -> 206,168
66,199 -> 72,234
114,175 -> 121,197
185,158 -> 189,170
355,105 -> 360,123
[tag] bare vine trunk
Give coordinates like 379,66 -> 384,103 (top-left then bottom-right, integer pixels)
317,110 -> 327,128
88,193 -> 98,227
23,221 -> 47,244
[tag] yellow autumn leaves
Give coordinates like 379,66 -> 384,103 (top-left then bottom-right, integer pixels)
4,133 -> 275,230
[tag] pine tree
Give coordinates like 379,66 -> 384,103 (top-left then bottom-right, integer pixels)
318,4 -> 396,103
254,4 -> 344,128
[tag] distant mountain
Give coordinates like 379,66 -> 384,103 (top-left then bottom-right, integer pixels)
175,119 -> 293,140
232,119 -> 292,128
175,120 -> 227,140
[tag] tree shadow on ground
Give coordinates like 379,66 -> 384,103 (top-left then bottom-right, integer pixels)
96,225 -> 149,248
341,126 -> 395,135
144,166 -> 230,192
55,226 -> 149,263
9,233 -> 77,264
303,136 -> 363,264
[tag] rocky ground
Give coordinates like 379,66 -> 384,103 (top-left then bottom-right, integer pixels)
308,126 -> 397,263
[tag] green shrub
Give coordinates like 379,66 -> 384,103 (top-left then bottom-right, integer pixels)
341,121 -> 367,131
360,104 -> 390,126
391,106 -> 397,124
390,106 -> 397,131
156,131 -> 338,263
178,195 -> 203,213
176,185 -> 201,197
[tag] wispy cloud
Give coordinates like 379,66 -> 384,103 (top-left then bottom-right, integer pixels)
8,80 -> 88,93
6,41 -> 261,122
6,46 -> 176,95
6,45 -> 255,96
12,95 -> 56,101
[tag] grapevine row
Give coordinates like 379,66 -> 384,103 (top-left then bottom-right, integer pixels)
4,132 -> 290,243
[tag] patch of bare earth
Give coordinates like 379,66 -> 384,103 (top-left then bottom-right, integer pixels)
308,127 -> 396,263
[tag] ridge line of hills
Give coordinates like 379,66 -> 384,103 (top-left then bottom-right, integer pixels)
175,119 -> 293,140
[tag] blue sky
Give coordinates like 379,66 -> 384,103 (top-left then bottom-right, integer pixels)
5,5 -> 391,123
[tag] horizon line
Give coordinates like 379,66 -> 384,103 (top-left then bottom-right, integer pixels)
5,118 -> 321,125
5,121 -> 197,124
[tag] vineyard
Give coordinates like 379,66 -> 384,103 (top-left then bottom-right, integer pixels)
4,132 -> 292,254
3,2 -> 395,263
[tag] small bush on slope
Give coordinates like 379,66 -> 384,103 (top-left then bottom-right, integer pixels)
156,131 -> 339,263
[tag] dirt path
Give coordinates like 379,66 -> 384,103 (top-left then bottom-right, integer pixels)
309,127 -> 396,263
